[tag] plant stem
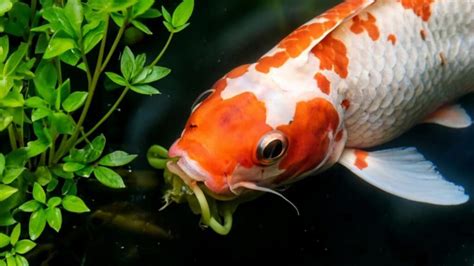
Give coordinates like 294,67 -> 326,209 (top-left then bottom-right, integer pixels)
7,125 -> 17,150
100,19 -> 128,72
48,139 -> 55,165
150,32 -> 174,66
75,87 -> 129,146
55,58 -> 63,85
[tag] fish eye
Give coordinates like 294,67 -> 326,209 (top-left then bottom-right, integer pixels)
256,130 -> 288,166
191,89 -> 215,112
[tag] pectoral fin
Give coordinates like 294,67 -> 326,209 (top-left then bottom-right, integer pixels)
422,104 -> 472,128
338,148 -> 469,205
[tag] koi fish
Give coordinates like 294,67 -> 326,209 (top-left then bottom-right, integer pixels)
168,0 -> 474,206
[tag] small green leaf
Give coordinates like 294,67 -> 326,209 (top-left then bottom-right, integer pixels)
120,46 -> 135,80
32,182 -> 46,204
0,91 -> 24,107
83,21 -> 105,53
0,233 -> 9,248
14,239 -> 36,254
0,184 -> 18,201
46,178 -> 59,192
31,108 -> 50,122
4,43 -> 27,76
14,255 -> 28,266
88,0 -> 138,13
0,153 -> 4,176
42,6 -> 76,37
60,49 -> 81,66
35,33 -> 49,54
61,179 -> 76,195
5,256 -> 15,266
64,0 -> 83,37
43,37 -> 76,59
25,140 -> 50,158
25,96 -> 48,108
162,21 -> 175,33
129,84 -> 160,95
75,165 -> 93,178
47,197 -> 61,208
110,12 -> 125,27
51,165 -> 74,179
18,200 -> 42,212
33,60 -> 57,104
62,195 -> 90,213
0,35 -> 9,63
51,112 -> 75,135
99,151 -> 137,167
56,79 -> 71,109
138,8 -> 161,19
171,0 -> 194,27
161,6 -> 171,22
63,162 -> 85,172
0,260 -> 5,266
46,207 -> 62,232
133,66 -> 171,84
35,166 -> 52,186
10,223 -> 20,246
132,0 -> 154,18
93,166 -> 126,188
0,110 -> 13,131
85,134 -> 106,162
131,20 -> 152,35
29,209 -> 47,240
33,121 -> 52,143
62,91 -> 88,112
2,168 -> 25,185
105,72 -> 126,86
172,23 -> 190,33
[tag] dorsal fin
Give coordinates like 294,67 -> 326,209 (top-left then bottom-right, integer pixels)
255,0 -> 376,73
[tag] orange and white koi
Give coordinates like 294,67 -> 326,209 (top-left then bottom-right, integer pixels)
168,0 -> 474,206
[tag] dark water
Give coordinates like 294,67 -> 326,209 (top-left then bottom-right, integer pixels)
45,1 -> 474,265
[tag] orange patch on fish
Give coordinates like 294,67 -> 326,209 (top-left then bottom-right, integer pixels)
226,64 -> 250,79
387,34 -> 397,45
400,0 -> 435,22
354,149 -> 369,170
311,35 -> 349,78
341,99 -> 351,109
350,12 -> 380,41
314,72 -> 331,94
277,98 -> 340,181
255,52 -> 289,73
175,89 -> 272,193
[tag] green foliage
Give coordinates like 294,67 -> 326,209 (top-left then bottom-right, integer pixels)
0,0 -> 194,264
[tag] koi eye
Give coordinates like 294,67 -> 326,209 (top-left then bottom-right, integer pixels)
191,89 -> 215,112
256,130 -> 288,166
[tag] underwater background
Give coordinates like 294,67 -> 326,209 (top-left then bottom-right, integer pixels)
44,0 -> 474,265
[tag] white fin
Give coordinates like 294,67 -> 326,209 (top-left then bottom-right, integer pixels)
422,104 -> 472,128
338,148 -> 469,205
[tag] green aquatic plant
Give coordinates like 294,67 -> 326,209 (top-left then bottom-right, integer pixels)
0,0 -> 194,264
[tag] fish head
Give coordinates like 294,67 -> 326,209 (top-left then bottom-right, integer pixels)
168,65 -> 346,198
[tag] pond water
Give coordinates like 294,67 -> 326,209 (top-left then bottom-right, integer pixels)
45,0 -> 474,265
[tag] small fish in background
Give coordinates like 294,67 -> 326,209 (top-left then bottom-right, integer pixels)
168,0 -> 474,207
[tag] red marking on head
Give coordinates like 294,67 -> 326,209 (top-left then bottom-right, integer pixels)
255,0 -> 368,73
387,34 -> 397,45
341,99 -> 350,109
335,130 -> 344,142
174,85 -> 272,194
400,0 -> 435,21
350,12 -> 380,41
311,36 -> 349,78
420,29 -> 427,40
314,72 -> 331,94
354,150 -> 368,170
276,98 -> 340,181
226,64 -> 250,79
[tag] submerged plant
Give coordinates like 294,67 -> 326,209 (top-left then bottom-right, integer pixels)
0,0 -> 194,264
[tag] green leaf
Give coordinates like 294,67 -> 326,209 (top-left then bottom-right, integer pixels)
2,168 -> 25,185
25,140 -> 50,158
51,166 -> 74,179
3,3 -> 30,37
162,21 -> 174,33
161,6 -> 171,22
171,23 -> 189,33
56,79 -> 71,110
105,72 -> 126,86
51,112 -> 75,135
42,6 -> 76,37
129,84 -> 160,95
0,91 -> 24,108
4,43 -> 27,76
46,178 -> 59,192
0,35 -> 9,63
10,223 -> 20,246
88,0 -> 138,13
133,66 -> 171,84
64,0 -> 83,37
0,0 -> 12,17
62,195 -> 90,213
0,153 -> 4,176
83,21 -> 105,53
18,200 -> 42,212
110,12 -> 125,27
93,166 -> 125,188
14,240 -> 36,254
0,109 -> 13,131
31,108 -> 49,122
99,151 -> 137,167
33,182 -> 46,204
5,256 -> 15,266
29,209 -> 47,240
171,0 -> 193,27
132,0 -> 154,18
86,134 -> 106,162
46,207 -> 62,232
75,165 -> 93,178
35,166 -> 52,186
61,179 -> 76,195
14,255 -> 28,266
0,233 -> 9,248
120,46 -> 135,80
35,33 -> 49,54
44,37 -> 76,59
60,49 -> 81,66
62,91 -> 88,112
33,60 -> 57,104
0,184 -> 17,201
138,8 -> 161,19
47,197 -> 61,208
63,162 -> 85,172
131,20 -> 152,35
25,96 -> 48,109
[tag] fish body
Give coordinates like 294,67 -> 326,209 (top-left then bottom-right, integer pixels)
169,0 -> 474,205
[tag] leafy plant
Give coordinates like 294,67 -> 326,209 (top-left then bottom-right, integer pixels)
0,0 -> 194,264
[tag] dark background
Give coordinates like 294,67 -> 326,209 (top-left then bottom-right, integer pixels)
44,1 -> 474,265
